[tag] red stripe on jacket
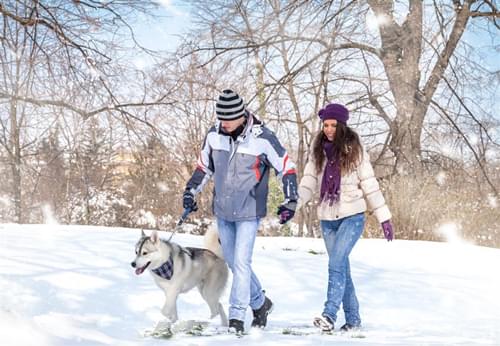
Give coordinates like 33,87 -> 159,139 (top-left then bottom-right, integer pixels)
283,154 -> 289,172
253,157 -> 262,181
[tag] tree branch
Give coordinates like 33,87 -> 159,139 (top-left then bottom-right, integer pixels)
421,1 -> 472,107
431,100 -> 499,197
470,11 -> 500,17
0,92 -> 174,119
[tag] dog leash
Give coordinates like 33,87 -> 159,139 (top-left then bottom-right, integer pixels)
167,207 -> 193,241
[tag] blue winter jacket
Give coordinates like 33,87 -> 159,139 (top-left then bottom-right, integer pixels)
185,114 -> 298,221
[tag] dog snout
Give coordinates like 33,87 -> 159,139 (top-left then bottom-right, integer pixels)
131,261 -> 136,268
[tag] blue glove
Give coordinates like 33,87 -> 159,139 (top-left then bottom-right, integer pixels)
182,191 -> 198,212
277,200 -> 297,224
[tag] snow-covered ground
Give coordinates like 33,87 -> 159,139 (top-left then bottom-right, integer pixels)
1,223 -> 499,345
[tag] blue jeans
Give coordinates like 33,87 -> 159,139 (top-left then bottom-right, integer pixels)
217,217 -> 266,321
320,212 -> 365,326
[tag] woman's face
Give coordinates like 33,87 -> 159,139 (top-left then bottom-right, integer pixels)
322,119 -> 337,141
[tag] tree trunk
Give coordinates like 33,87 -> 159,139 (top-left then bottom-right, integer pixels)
254,53 -> 267,119
368,0 -> 424,173
9,100 -> 22,223
389,112 -> 424,175
368,0 -> 473,173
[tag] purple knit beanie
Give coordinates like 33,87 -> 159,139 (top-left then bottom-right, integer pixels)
318,103 -> 349,124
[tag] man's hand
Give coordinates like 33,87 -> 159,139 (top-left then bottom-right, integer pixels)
277,200 -> 297,224
182,191 -> 198,212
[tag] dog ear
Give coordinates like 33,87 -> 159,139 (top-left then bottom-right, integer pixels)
141,229 -> 146,237
151,230 -> 159,244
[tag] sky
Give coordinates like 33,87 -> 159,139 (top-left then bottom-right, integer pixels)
136,1 -> 499,70
131,0 -> 192,52
129,1 -> 499,120
1,223 -> 500,346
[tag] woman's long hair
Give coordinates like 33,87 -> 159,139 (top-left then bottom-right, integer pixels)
312,122 -> 363,174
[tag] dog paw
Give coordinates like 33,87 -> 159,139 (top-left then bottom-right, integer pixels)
161,311 -> 177,323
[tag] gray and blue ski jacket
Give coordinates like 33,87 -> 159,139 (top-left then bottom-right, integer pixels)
185,115 -> 298,221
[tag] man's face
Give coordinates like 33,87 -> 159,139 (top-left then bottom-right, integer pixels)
221,116 -> 246,133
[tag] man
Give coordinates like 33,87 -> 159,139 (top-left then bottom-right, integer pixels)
183,89 -> 298,334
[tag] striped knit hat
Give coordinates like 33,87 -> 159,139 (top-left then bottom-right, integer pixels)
216,89 -> 246,120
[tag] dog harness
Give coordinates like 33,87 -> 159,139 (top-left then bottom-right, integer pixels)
152,253 -> 174,280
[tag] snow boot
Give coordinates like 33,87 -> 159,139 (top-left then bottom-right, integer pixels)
313,314 -> 334,332
229,319 -> 244,334
251,296 -> 273,328
340,323 -> 361,332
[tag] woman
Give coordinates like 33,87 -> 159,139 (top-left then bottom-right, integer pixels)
297,103 -> 394,332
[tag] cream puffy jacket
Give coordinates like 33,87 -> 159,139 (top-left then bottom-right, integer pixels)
297,146 -> 391,223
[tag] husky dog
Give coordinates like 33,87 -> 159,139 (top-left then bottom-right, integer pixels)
131,229 -> 228,326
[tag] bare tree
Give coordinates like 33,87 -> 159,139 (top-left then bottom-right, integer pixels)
183,0 -> 499,191
0,1 -> 177,222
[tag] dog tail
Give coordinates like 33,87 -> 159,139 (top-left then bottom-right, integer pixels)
204,224 -> 224,259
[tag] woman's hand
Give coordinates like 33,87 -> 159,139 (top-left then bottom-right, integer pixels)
381,220 -> 394,241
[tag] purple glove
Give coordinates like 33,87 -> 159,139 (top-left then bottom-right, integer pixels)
381,220 -> 394,241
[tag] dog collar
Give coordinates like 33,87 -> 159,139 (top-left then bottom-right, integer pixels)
152,253 -> 174,280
